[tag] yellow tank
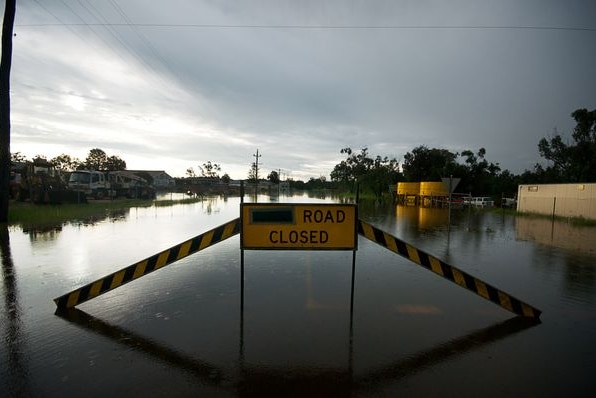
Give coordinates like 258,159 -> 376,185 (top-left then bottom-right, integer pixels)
397,182 -> 420,195
419,181 -> 448,197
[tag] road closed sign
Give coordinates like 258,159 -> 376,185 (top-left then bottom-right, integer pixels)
241,203 -> 357,250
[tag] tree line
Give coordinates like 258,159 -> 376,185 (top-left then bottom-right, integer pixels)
12,148 -> 127,172
330,108 -> 596,199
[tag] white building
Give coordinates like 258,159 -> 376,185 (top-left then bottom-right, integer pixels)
517,183 -> 596,220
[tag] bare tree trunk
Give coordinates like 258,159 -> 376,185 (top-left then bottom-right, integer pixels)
1,0 -> 17,222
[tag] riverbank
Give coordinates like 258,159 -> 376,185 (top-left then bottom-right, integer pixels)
5,197 -> 205,226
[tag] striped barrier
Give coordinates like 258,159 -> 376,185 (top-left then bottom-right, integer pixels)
357,220 -> 541,318
54,218 -> 240,309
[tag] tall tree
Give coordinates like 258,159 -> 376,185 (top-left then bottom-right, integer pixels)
360,155 -> 401,200
460,147 -> 501,195
267,170 -> 280,184
247,162 -> 258,181
538,108 -> 596,182
331,147 -> 401,198
330,147 -> 372,187
0,0 -> 16,222
82,148 -> 126,171
199,161 -> 221,179
402,146 -> 458,182
105,155 -> 126,171
186,167 -> 196,178
11,152 -> 26,163
85,148 -> 108,170
51,154 -> 83,173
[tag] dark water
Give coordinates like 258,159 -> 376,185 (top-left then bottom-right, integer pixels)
1,194 -> 595,397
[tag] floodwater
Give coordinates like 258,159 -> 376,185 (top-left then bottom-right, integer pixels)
2,194 -> 596,397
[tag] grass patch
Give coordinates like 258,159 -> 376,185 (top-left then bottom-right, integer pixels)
487,207 -> 596,227
152,197 -> 206,207
7,197 -> 205,226
516,211 -> 596,227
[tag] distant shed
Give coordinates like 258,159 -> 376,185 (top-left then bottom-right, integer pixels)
517,183 -> 596,220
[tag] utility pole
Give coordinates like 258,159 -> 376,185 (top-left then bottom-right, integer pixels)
0,0 -> 17,222
252,149 -> 261,197
278,168 -> 282,196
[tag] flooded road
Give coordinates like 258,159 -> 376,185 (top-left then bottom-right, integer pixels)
2,194 -> 596,397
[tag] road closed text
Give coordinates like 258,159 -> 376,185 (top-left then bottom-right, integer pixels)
269,229 -> 329,244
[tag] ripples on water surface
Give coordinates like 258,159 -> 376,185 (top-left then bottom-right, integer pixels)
1,194 -> 595,397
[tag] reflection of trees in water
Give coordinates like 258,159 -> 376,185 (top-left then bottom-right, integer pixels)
75,208 -> 129,225
1,226 -> 30,396
201,197 -> 221,215
22,224 -> 63,243
306,191 -> 328,200
18,209 -> 130,243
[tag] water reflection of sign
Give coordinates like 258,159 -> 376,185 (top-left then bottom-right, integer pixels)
241,204 -> 357,250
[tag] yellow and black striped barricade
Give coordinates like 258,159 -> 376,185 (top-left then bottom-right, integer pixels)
54,218 -> 240,309
357,220 -> 541,319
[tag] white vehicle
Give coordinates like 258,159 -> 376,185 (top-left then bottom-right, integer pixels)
469,197 -> 494,208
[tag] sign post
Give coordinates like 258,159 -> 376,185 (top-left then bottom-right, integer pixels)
241,203 -> 357,250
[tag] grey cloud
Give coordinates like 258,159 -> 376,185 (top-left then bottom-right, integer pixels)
10,0 -> 596,179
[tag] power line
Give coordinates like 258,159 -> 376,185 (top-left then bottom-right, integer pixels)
31,0 -> 138,70
30,0 -> 178,93
77,0 -> 156,73
107,0 -> 178,78
15,23 -> 596,32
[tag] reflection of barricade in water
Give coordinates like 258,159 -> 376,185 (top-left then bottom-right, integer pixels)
55,307 -> 539,396
516,216 -> 596,254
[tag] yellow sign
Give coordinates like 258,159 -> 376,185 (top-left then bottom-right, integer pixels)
241,203 -> 357,250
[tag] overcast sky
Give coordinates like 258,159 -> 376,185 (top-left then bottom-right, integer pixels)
6,0 -> 596,180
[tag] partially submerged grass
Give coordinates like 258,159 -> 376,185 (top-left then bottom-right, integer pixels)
7,196 -> 595,228
515,211 -> 596,227
487,206 -> 596,227
152,197 -> 206,207
7,197 -> 205,226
